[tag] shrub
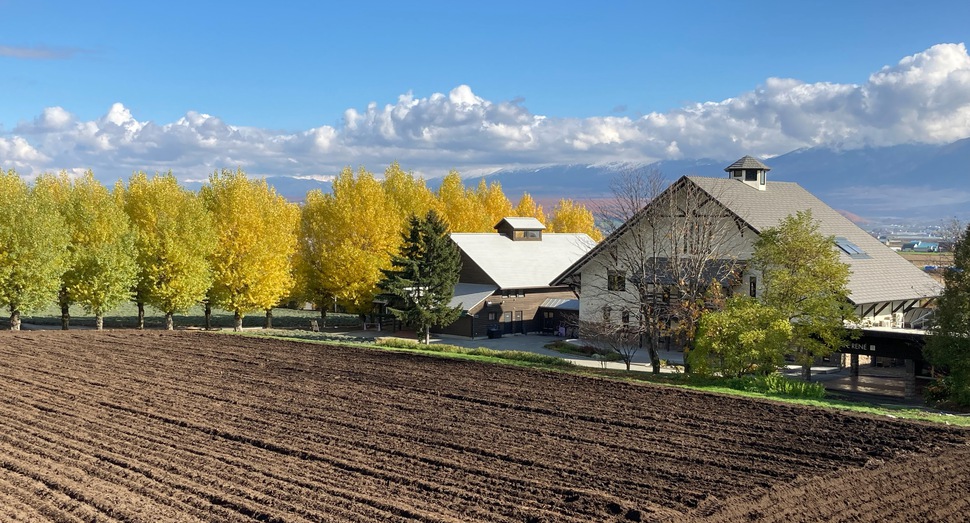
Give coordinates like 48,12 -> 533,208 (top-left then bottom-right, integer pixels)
715,373 -> 825,399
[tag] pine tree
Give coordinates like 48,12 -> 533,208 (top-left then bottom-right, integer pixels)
925,224 -> 970,404
379,210 -> 462,343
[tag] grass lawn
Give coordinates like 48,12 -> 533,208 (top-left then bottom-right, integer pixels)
238,330 -> 970,428
18,303 -> 362,330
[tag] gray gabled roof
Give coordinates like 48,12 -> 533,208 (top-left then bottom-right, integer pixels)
495,217 -> 546,230
724,155 -> 771,172
539,298 -> 580,311
553,175 -> 942,306
686,176 -> 942,305
448,283 -> 499,311
452,232 -> 596,289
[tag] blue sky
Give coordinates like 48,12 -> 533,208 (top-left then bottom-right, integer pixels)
2,0 -> 970,182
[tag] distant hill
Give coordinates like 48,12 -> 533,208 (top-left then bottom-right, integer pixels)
190,140 -> 970,223
467,140 -> 970,223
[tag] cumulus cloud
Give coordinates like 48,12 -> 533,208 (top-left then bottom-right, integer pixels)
4,43 -> 970,182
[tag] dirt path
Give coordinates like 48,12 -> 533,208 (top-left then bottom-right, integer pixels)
0,330 -> 965,522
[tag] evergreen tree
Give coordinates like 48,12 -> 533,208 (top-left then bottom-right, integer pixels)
925,224 -> 970,405
379,210 -> 462,343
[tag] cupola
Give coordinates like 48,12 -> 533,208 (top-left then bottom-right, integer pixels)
495,217 -> 545,241
725,155 -> 770,191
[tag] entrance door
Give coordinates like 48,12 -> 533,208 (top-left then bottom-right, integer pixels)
503,312 -> 513,334
514,311 -> 523,334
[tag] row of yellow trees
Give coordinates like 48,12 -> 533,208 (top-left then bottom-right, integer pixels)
0,163 -> 600,331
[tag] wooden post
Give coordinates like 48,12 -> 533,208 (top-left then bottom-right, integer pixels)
903,358 -> 917,399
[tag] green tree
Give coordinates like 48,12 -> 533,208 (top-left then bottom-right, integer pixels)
379,210 -> 462,343
925,223 -> 970,405
36,171 -> 138,330
201,169 -> 299,331
691,297 -> 792,377
120,172 -> 215,330
0,169 -> 70,330
753,210 -> 855,380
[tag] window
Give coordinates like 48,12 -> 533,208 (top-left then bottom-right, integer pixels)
749,275 -> 757,297
516,289 -> 525,298
745,169 -> 758,181
621,310 -> 630,325
502,289 -> 509,298
607,270 -> 626,291
760,171 -> 766,185
487,312 -> 497,321
525,230 -> 540,239
835,237 -> 871,259
602,306 -> 612,323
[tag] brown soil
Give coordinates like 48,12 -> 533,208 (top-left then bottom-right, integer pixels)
0,330 -> 966,522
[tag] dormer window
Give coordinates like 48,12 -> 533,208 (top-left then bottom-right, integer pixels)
495,217 -> 545,241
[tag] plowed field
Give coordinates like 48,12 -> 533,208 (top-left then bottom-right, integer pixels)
0,330 -> 966,522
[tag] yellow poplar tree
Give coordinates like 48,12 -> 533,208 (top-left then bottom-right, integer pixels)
120,172 -> 215,330
0,169 -> 69,330
549,198 -> 603,241
474,179 -> 513,230
437,170 -> 487,232
36,171 -> 138,330
201,169 -> 299,331
300,167 -> 399,316
514,192 -> 548,225
382,162 -> 440,230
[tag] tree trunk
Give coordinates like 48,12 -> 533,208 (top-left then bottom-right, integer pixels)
648,334 -> 661,374
10,309 -> 21,331
319,308 -> 327,328
165,312 -> 174,330
424,327 -> 430,344
625,359 -> 632,371
204,303 -> 212,330
234,311 -> 242,332
137,302 -> 145,329
802,364 -> 812,381
264,309 -> 273,329
95,314 -> 104,331
60,303 -> 70,330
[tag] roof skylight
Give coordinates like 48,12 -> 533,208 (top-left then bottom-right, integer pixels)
835,237 -> 870,259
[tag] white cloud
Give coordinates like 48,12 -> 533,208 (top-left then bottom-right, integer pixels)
0,45 -> 84,60
4,43 -> 970,182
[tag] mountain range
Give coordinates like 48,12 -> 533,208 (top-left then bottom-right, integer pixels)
194,140 -> 970,224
